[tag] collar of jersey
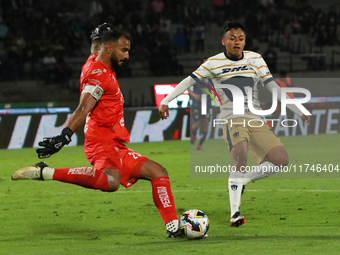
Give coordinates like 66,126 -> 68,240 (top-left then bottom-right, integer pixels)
93,55 -> 115,72
224,51 -> 244,61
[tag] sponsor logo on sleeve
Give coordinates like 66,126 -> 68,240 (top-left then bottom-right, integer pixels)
91,69 -> 102,75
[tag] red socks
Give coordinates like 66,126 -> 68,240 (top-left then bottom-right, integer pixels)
53,167 -> 109,191
51,169 -> 178,225
151,176 -> 178,224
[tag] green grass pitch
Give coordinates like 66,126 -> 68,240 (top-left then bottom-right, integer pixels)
1,134 -> 340,255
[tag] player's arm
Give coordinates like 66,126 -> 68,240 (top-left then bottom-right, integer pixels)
159,76 -> 197,119
265,80 -> 310,125
37,73 -> 104,159
257,55 -> 310,125
65,93 -> 97,131
159,60 -> 212,119
36,93 -> 97,159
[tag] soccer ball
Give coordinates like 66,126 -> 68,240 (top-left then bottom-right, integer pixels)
179,209 -> 209,239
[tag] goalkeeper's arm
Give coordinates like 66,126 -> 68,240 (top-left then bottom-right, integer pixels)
64,93 -> 97,132
159,76 -> 197,119
36,93 -> 97,158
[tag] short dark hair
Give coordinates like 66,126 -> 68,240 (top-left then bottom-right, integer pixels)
101,28 -> 131,43
223,22 -> 246,35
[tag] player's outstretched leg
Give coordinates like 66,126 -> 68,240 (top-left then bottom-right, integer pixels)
197,117 -> 209,150
12,162 -> 120,192
228,171 -> 246,227
139,160 -> 183,238
12,162 -> 46,180
243,146 -> 289,185
191,119 -> 200,145
228,141 -> 247,227
197,131 -> 207,150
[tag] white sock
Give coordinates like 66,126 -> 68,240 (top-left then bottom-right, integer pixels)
243,161 -> 276,185
42,167 -> 55,180
228,171 -> 244,218
166,219 -> 179,232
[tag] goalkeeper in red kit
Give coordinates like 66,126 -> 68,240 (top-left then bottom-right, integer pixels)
12,27 -> 182,238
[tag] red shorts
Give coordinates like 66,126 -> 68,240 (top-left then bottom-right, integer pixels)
84,140 -> 148,188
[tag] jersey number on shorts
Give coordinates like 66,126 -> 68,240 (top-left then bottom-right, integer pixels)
128,151 -> 142,159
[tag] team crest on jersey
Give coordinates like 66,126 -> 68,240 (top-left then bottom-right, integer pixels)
91,69 -> 102,75
247,59 -> 255,65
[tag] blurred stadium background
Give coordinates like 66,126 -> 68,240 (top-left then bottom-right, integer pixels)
1,2 -> 340,254
0,0 -> 339,149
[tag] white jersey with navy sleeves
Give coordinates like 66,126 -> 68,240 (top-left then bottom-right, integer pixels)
190,51 -> 274,121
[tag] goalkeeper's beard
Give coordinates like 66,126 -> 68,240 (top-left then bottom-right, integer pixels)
110,55 -> 127,71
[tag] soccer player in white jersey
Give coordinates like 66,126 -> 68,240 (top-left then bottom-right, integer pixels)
159,22 -> 310,227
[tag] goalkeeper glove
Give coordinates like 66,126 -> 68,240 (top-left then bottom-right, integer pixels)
90,22 -> 112,41
36,127 -> 73,159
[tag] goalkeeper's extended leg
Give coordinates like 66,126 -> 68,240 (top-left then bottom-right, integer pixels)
139,160 -> 183,238
12,162 -> 120,192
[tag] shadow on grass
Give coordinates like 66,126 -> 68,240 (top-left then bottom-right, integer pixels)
0,223 -> 156,242
126,234 -> 340,246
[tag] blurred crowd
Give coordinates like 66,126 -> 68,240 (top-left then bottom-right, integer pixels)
238,0 -> 339,47
0,0 -> 339,81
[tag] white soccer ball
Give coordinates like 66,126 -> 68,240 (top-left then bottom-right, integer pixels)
179,209 -> 209,239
